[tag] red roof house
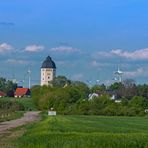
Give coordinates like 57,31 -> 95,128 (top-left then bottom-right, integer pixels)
0,91 -> 6,97
14,88 -> 31,98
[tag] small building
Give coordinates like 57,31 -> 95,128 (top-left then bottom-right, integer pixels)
106,90 -> 117,100
115,100 -> 122,103
88,93 -> 99,100
0,91 -> 6,97
48,108 -> 56,116
14,88 -> 31,98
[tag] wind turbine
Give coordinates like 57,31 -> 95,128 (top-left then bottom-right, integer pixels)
96,79 -> 100,85
23,69 -> 31,89
114,67 -> 123,83
28,69 -> 31,89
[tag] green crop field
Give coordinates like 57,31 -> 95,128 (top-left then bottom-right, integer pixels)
16,115 -> 148,148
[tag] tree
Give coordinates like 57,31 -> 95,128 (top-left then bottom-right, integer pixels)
109,79 -> 137,99
90,84 -> 106,93
109,82 -> 122,90
71,81 -> 89,99
122,79 -> 137,99
129,96 -> 148,109
5,80 -> 17,92
137,84 -> 148,99
123,79 -> 136,88
51,76 -> 71,87
0,77 -> 17,93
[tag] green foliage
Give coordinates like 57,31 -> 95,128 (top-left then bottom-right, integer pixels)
0,98 -> 24,110
109,82 -> 122,90
71,81 -> 90,98
17,115 -> 148,148
137,84 -> 148,98
31,76 -> 148,116
129,96 -> 148,109
0,97 -> 37,111
31,85 -> 81,112
109,80 -> 137,99
51,76 -> 71,87
15,98 -> 37,111
31,85 -> 147,116
0,111 -> 24,122
89,95 -> 113,115
91,84 -> 106,93
0,77 -> 17,93
0,97 -> 37,122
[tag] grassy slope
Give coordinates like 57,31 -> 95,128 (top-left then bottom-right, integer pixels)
16,115 -> 148,148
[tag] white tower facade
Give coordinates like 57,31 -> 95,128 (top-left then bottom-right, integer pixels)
41,56 -> 56,86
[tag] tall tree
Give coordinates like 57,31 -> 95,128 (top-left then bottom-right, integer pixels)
71,81 -> 89,99
0,77 -> 17,93
51,76 -> 71,87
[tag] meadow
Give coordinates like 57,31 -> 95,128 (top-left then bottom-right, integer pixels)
16,115 -> 148,148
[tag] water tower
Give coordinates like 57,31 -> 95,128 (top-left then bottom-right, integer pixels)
41,56 -> 56,86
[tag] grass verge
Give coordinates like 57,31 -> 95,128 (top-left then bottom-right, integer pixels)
0,111 -> 24,122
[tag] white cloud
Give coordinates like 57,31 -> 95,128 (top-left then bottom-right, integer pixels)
25,45 -> 44,52
91,60 -> 99,67
92,48 -> 148,60
50,46 -> 79,53
111,48 -> 148,60
92,51 -> 112,59
124,68 -> 148,78
0,43 -> 13,53
6,59 -> 29,65
91,60 -> 111,67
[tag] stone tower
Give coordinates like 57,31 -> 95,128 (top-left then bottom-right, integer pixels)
41,56 -> 56,86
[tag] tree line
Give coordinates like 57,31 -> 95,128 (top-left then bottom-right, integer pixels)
31,76 -> 148,116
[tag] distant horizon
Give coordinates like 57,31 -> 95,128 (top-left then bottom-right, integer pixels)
0,0 -> 148,86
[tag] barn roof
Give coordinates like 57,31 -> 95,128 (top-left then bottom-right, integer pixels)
14,88 -> 30,96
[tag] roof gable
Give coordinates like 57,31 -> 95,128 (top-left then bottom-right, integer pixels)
15,88 -> 30,96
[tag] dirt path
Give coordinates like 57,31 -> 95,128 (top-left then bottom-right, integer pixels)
0,111 -> 41,134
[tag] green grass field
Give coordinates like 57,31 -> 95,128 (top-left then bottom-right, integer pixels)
16,115 -> 148,148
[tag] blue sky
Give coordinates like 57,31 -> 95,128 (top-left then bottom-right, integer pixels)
0,0 -> 148,86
